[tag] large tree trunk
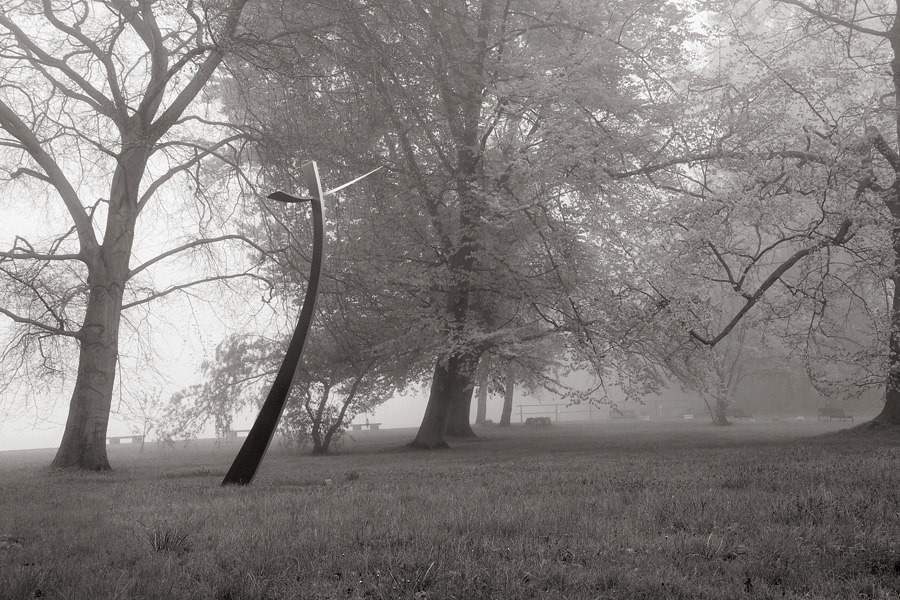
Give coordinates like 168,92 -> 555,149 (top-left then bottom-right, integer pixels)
712,396 -> 731,426
499,367 -> 514,426
51,271 -> 127,469
445,383 -> 476,438
409,358 -> 457,449
410,353 -> 479,448
52,147 -> 141,470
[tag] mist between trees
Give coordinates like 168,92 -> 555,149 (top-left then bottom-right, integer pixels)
1,0 -> 900,469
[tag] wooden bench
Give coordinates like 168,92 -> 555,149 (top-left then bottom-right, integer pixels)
224,429 -> 251,438
818,407 -> 853,421
106,435 -> 144,445
350,422 -> 381,431
525,416 -> 552,426
609,409 -> 637,419
725,408 -> 753,419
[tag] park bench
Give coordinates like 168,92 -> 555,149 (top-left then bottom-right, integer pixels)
725,408 -> 753,419
350,422 -> 381,431
525,417 -> 552,426
817,407 -> 853,421
106,435 -> 144,445
224,429 -> 250,439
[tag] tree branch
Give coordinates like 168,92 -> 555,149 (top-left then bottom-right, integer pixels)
0,249 -> 82,262
0,306 -> 79,338
0,11 -> 114,114
0,98 -> 99,254
138,134 -> 249,209
122,272 -> 271,310
690,217 -> 854,346
127,234 -> 268,280
775,0 -> 889,37
866,125 -> 900,173
149,0 -> 250,139
608,148 -> 830,180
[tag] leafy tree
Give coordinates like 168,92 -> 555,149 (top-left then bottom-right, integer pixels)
636,0 -> 900,426
762,0 -> 900,426
219,0 -> 697,448
0,0 -> 262,469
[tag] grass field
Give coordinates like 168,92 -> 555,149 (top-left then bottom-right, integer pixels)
2,418 -> 899,599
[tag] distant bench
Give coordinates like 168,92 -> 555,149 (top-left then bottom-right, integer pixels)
818,407 -> 853,421
224,429 -> 250,439
106,435 -> 144,445
525,417 -> 552,426
350,423 -> 381,431
725,408 -> 753,419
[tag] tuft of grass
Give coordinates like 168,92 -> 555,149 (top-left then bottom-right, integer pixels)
141,522 -> 191,555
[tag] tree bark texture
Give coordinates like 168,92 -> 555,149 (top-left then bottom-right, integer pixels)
50,278 -> 126,469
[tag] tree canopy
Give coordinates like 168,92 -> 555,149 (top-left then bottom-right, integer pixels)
10,0 -> 900,468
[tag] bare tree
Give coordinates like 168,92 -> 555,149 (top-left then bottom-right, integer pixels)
0,0 -> 265,469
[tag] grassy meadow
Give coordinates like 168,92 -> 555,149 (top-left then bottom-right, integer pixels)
2,418 -> 900,599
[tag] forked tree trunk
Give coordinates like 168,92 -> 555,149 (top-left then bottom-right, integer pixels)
310,424 -> 324,455
51,273 -> 127,470
409,353 -> 477,448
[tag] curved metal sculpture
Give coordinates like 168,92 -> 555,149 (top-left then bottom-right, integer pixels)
222,162 -> 325,486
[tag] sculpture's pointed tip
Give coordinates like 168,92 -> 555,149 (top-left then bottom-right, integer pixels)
267,191 -> 314,203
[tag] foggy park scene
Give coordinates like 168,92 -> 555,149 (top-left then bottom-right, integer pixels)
3,0 -> 900,598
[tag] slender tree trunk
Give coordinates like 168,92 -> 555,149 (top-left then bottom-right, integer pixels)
319,370 -> 366,454
310,381 -> 332,455
499,367 -> 514,426
475,368 -> 488,425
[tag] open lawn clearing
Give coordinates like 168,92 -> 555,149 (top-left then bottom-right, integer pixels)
2,418 -> 899,600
